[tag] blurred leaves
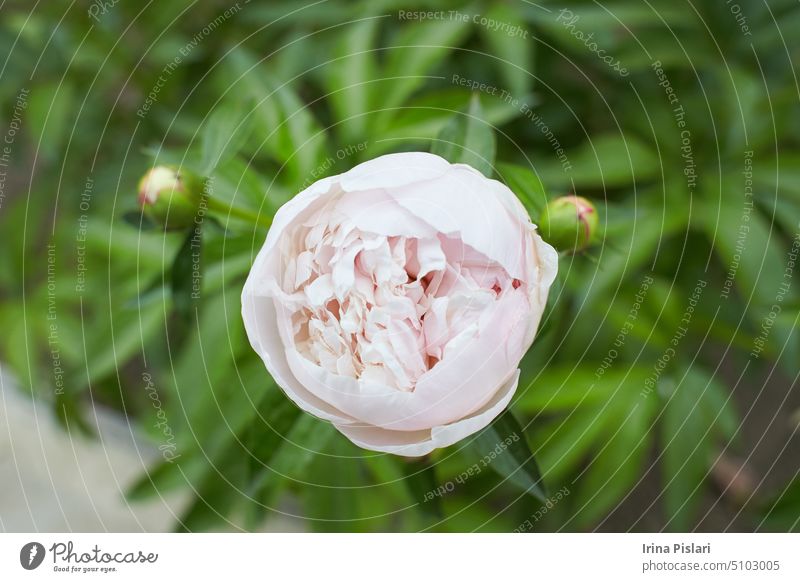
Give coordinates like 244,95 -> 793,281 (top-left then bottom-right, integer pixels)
200,98 -> 254,173
478,2 -> 532,98
171,227 -> 201,325
1,0 -> 798,534
401,456 -> 444,520
26,80 -> 76,161
661,366 -> 739,531
324,18 -> 380,141
537,133 -> 660,190
521,366 -> 658,525
761,479 -> 800,532
431,94 -> 496,176
220,50 -> 329,184
376,14 -> 471,128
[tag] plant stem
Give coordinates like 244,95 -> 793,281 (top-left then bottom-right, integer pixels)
203,195 -> 272,228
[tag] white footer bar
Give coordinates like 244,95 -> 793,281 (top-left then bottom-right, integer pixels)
1,533 -> 797,580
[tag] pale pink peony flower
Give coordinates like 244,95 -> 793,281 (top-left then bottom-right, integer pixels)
242,152 -> 557,456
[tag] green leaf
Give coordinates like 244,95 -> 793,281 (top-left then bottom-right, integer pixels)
86,205 -> 181,264
701,373 -> 740,444
720,68 -> 772,153
125,455 -> 198,502
3,309 -> 45,394
768,311 -> 800,377
201,98 -> 254,173
660,367 -> 735,531
299,435 -> 382,533
272,84 -> 328,182
241,392 -> 302,529
752,153 -> 800,202
574,396 -> 656,527
325,19 -> 379,140
377,16 -> 472,127
373,88 -> 532,155
164,289 -> 251,475
222,51 -> 283,151
221,50 -> 327,181
532,406 -> 612,484
697,183 -> 788,308
248,414 -> 337,512
536,133 -> 660,189
761,478 -> 800,532
212,154 -> 289,213
578,199 -> 687,309
464,407 -> 546,502
27,81 -> 75,161
172,366 -> 276,531
515,366 -> 637,413
176,452 -> 247,532
431,94 -> 496,177
528,365 -> 654,486
400,456 -> 443,520
82,301 -> 164,388
478,2 -> 533,97
54,388 -> 93,436
171,227 -> 201,324
497,162 -> 548,216
130,364 -> 287,504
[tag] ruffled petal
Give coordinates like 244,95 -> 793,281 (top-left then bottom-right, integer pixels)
241,289 -> 357,426
333,189 -> 438,239
339,152 -> 450,192
334,369 -> 519,456
261,175 -> 338,255
389,165 -> 528,279
410,289 -> 531,427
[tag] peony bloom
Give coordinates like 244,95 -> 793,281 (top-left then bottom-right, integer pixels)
241,152 -> 557,456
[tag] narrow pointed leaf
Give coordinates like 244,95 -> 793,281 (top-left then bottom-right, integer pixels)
465,408 -> 546,502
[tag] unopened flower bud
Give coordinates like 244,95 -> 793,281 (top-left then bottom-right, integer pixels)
538,195 -> 598,253
137,165 -> 203,230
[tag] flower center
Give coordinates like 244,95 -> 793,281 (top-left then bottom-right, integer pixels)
281,216 -> 518,392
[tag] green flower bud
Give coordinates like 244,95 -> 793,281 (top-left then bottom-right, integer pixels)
538,195 -> 598,253
137,165 -> 204,230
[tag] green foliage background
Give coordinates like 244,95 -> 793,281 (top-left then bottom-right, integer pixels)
1,0 -> 799,531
